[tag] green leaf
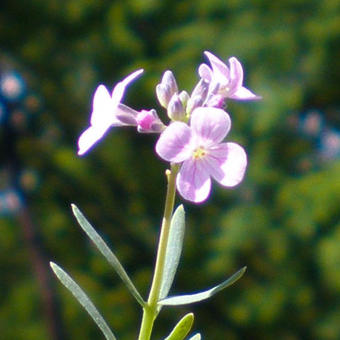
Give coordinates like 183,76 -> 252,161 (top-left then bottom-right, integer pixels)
160,205 -> 186,299
50,262 -> 116,340
164,313 -> 194,340
187,333 -> 201,340
71,204 -> 145,307
159,267 -> 246,306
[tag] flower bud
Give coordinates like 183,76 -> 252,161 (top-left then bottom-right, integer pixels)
179,90 -> 189,108
191,79 -> 209,101
186,79 -> 209,114
156,70 -> 178,108
162,70 -> 178,95
186,96 -> 202,115
136,109 -> 165,133
167,93 -> 186,121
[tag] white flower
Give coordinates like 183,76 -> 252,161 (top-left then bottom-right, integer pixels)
78,69 -> 143,156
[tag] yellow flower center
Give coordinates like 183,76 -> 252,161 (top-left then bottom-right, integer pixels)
193,147 -> 207,160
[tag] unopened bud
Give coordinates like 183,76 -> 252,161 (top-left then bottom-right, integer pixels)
187,79 -> 209,114
179,90 -> 189,108
167,93 -> 186,121
186,96 -> 202,115
191,79 -> 209,101
156,71 -> 178,108
136,109 -> 165,133
162,70 -> 178,94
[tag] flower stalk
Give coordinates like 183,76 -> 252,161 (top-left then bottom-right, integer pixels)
138,163 -> 179,340
63,51 -> 261,339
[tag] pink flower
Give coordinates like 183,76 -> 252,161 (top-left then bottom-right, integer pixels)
199,51 -> 261,101
156,107 -> 247,203
77,69 -> 143,156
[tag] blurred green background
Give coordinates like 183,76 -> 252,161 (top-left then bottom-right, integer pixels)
0,0 -> 340,339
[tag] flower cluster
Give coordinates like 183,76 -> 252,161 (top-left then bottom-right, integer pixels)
78,52 -> 260,203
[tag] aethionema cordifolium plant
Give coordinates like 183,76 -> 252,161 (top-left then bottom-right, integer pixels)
50,51 -> 261,340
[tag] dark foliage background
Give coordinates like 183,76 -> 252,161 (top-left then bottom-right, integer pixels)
0,0 -> 340,339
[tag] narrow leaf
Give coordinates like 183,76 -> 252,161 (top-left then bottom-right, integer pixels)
71,204 -> 145,307
159,267 -> 246,306
160,205 -> 186,299
188,333 -> 201,340
164,313 -> 194,340
50,262 -> 116,340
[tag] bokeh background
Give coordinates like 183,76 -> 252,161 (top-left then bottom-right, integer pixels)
1,1 -> 340,339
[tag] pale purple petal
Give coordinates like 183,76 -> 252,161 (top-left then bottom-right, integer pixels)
155,122 -> 193,162
229,86 -> 261,100
111,69 -> 144,107
204,51 -> 230,82
228,57 -> 244,92
209,142 -> 247,187
228,58 -> 261,100
177,159 -> 211,203
205,94 -> 225,108
78,125 -> 110,156
199,152 -> 226,181
190,107 -> 231,145
198,63 -> 212,82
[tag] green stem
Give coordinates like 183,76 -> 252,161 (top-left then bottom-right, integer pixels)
137,163 -> 179,340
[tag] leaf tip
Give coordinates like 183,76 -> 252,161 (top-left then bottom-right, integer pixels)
178,204 -> 185,212
184,312 -> 194,324
71,203 -> 78,214
50,261 -> 58,272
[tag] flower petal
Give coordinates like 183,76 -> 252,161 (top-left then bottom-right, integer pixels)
155,122 -> 193,162
198,63 -> 212,82
209,142 -> 247,187
90,85 -> 113,127
190,107 -> 231,145
204,51 -> 230,83
229,86 -> 261,101
78,125 -> 110,156
228,57 -> 244,92
111,69 -> 144,107
177,159 -> 211,203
